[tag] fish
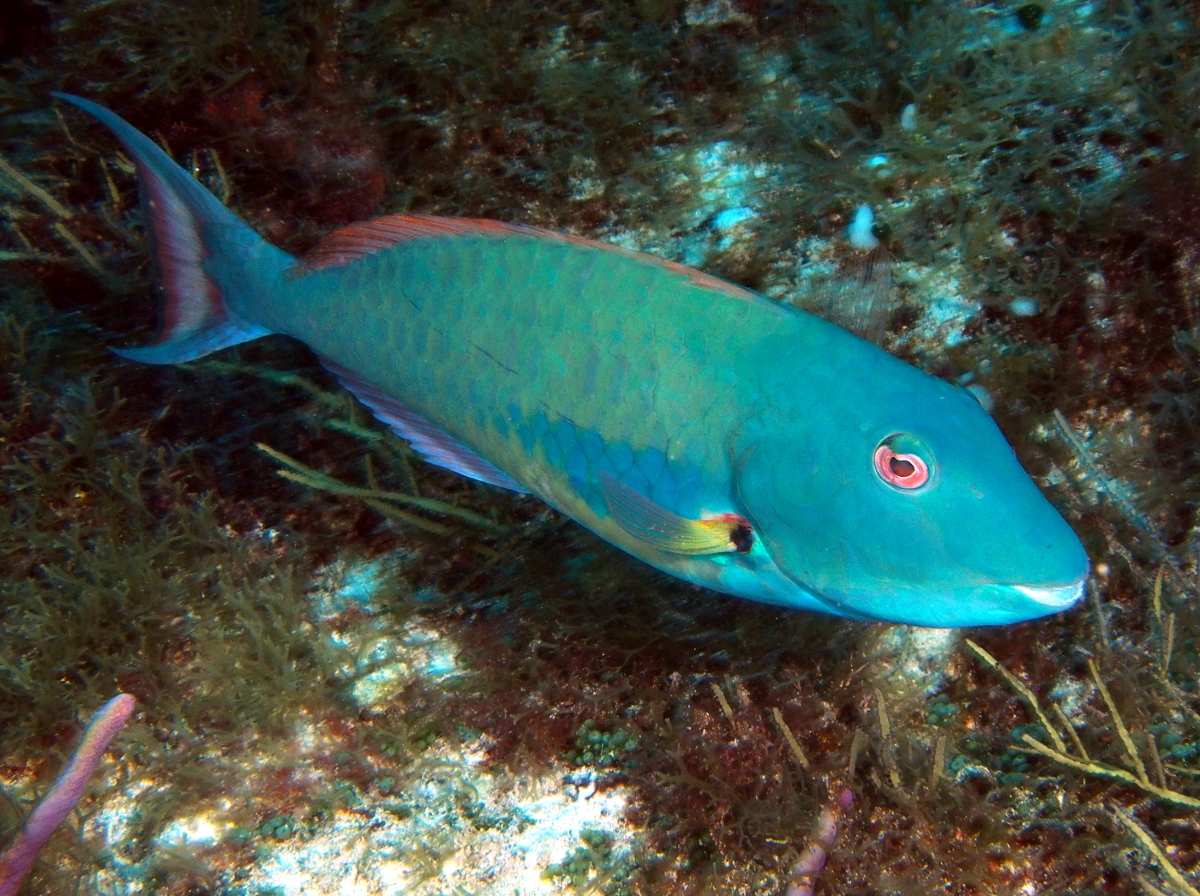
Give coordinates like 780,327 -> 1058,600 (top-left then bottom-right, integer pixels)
56,93 -> 1089,628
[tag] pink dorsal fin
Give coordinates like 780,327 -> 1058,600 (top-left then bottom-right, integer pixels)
297,213 -> 771,306
299,215 -> 544,272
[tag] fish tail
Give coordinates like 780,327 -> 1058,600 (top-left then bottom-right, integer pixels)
53,93 -> 294,364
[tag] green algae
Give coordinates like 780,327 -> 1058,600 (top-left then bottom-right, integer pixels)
256,442 -> 503,534
567,720 -> 640,769
542,828 -> 639,896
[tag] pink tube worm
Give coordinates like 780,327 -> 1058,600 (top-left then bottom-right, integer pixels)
785,787 -> 854,896
0,694 -> 135,896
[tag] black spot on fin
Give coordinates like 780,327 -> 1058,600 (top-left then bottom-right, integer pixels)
599,472 -> 746,555
319,357 -> 529,494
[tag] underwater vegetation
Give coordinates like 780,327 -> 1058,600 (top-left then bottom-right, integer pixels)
1,0 -> 1200,893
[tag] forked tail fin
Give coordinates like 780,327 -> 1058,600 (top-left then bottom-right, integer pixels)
54,93 -> 295,363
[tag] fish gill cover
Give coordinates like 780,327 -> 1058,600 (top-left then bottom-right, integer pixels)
0,0 -> 1199,894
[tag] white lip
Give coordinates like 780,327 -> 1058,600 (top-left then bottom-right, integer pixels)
1012,579 -> 1086,608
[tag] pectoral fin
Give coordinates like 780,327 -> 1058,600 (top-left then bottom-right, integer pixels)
599,472 -> 752,555
797,245 -> 892,346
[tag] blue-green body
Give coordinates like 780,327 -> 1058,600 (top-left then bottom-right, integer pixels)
60,94 -> 1089,627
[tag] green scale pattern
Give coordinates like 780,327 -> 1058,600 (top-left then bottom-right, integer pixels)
268,232 -> 794,530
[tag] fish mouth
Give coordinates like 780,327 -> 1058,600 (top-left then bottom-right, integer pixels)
1009,576 -> 1087,609
781,573 -> 1090,626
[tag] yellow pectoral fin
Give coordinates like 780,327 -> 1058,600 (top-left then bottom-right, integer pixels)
599,472 -> 753,555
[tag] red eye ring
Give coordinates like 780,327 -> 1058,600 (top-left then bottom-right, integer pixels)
874,444 -> 929,489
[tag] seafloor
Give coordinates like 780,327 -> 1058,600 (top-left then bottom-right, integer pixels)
1,1 -> 1199,894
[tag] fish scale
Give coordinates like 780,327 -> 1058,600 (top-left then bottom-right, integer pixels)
58,92 -> 1090,627
278,233 -> 760,513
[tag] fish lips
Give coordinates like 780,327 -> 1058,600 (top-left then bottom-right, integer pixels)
1012,579 -> 1088,609
960,574 -> 1089,626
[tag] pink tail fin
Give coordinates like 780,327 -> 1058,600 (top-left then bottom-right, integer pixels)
54,94 -> 292,363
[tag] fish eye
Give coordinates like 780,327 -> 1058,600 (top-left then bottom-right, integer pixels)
873,436 -> 930,490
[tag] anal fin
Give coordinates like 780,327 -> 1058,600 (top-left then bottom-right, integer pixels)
319,358 -> 529,494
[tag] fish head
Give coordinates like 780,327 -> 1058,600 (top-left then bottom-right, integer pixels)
732,352 -> 1089,627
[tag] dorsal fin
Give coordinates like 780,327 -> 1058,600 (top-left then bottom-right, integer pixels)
300,216 -> 545,272
297,213 -> 774,307
319,357 -> 529,494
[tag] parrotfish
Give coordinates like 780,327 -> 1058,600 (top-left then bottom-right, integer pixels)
58,94 -> 1089,627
